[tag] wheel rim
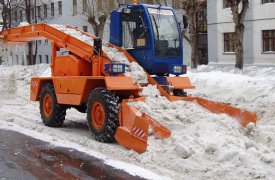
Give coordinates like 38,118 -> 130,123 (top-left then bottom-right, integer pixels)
43,93 -> 53,117
91,101 -> 106,130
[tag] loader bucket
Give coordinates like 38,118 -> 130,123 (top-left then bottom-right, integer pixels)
115,98 -> 171,153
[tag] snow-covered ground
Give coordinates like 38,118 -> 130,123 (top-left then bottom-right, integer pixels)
0,63 -> 274,179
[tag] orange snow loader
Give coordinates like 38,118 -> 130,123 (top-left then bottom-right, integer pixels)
0,4 -> 256,154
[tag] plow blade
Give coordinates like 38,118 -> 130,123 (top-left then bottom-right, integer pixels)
143,114 -> 171,139
115,99 -> 171,153
174,97 -> 257,127
148,76 -> 257,127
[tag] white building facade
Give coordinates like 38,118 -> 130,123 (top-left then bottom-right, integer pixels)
208,0 -> 275,64
8,0 -> 94,65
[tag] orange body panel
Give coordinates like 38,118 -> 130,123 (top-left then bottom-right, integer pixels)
53,55 -> 92,76
53,77 -> 104,105
53,77 -> 89,94
105,77 -> 140,91
56,94 -> 82,105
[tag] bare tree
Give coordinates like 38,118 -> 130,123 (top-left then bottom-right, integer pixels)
227,0 -> 249,69
80,0 -> 116,39
23,0 -> 36,65
0,0 -> 11,30
181,0 -> 206,69
0,0 -> 22,31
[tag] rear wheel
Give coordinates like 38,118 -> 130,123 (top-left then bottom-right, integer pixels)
87,87 -> 120,143
39,83 -> 66,127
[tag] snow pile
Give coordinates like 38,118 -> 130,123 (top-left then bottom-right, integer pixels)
0,64 -> 274,179
18,22 -> 30,27
50,24 -> 148,84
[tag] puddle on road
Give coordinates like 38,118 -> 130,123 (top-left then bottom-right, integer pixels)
0,129 -> 145,180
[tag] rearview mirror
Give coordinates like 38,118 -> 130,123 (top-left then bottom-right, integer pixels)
182,15 -> 189,29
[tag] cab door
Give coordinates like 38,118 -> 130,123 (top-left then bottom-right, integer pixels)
121,9 -> 153,72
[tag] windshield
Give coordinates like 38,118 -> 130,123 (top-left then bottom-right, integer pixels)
148,8 -> 181,57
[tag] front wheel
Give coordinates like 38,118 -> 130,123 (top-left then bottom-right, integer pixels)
86,88 -> 120,143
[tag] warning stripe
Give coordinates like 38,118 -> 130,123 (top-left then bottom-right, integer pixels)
132,127 -> 145,138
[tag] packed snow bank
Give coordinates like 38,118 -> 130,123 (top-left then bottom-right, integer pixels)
0,64 -> 274,179
50,24 -> 148,84
18,22 -> 30,27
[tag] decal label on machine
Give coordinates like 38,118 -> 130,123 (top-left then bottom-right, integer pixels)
31,81 -> 38,87
148,8 -> 173,16
133,127 -> 146,138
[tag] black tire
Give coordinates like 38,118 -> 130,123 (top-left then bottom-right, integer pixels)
39,83 -> 66,127
173,89 -> 187,97
87,87 -> 120,143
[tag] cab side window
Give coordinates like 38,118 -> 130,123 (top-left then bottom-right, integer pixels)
122,10 -> 148,49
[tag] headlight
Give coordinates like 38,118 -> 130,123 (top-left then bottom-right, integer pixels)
105,63 -> 126,76
173,66 -> 182,74
169,65 -> 187,75
113,64 -> 124,73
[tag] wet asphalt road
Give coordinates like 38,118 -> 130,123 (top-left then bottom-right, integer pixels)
0,129 -> 145,180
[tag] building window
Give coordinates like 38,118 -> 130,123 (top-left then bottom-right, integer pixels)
83,26 -> 88,32
58,1 -> 62,15
19,10 -> 23,22
224,33 -> 235,53
73,0 -> 77,15
44,4 -> 48,18
45,55 -> 49,64
39,55 -> 42,64
262,0 -> 275,3
263,30 -> 275,52
16,55 -> 19,64
51,2 -> 55,16
31,8 -> 35,19
223,0 -> 231,8
37,6 -> 41,18
14,11 -> 18,22
44,39 -> 48,44
37,40 -> 42,45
